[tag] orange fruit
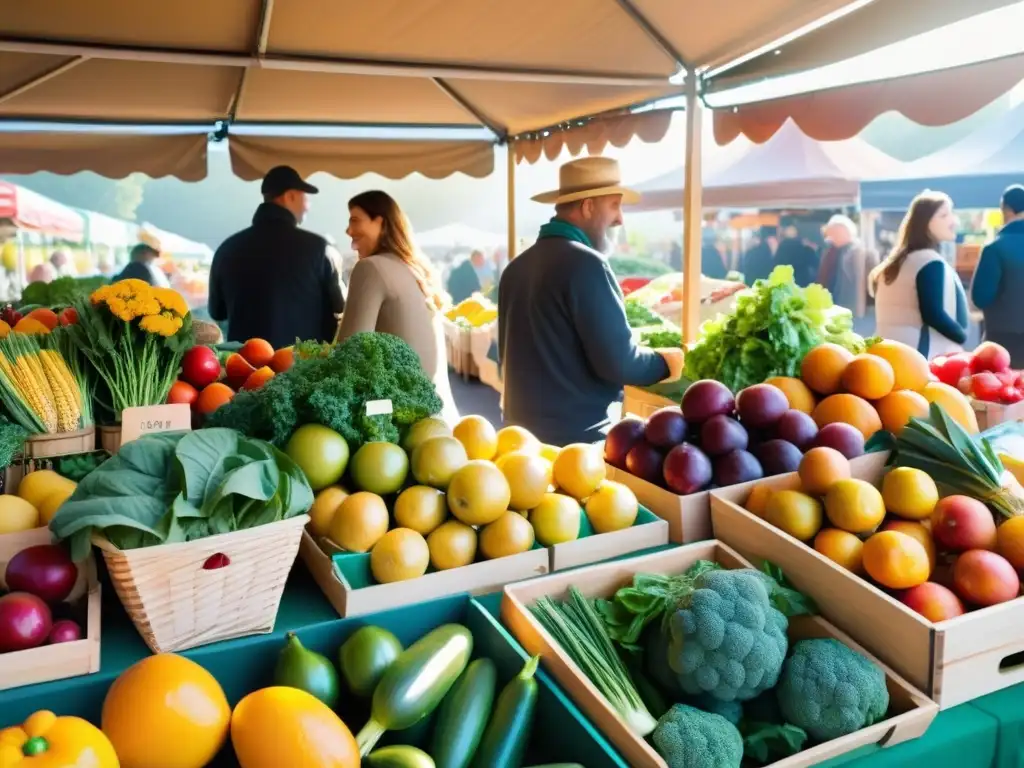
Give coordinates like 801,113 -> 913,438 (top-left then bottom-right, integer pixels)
824,478 -> 886,533
996,515 -> 1024,571
496,451 -> 552,511
26,307 -> 59,331
307,485 -> 349,539
867,339 -> 931,392
814,528 -> 864,573
765,376 -> 817,414
800,343 -> 855,395
798,447 -> 851,496
495,426 -> 541,458
883,520 -> 936,573
196,382 -> 235,415
12,316 -> 51,335
328,492 -> 390,552
921,382 -> 979,434
745,484 -> 775,517
225,352 -> 257,386
447,460 -> 512,525
239,337 -> 275,368
552,443 -> 606,500
841,354 -> 895,401
875,390 -> 930,435
862,530 -> 931,589
812,393 -> 883,440
102,653 -> 231,768
765,490 -> 823,541
453,415 -> 499,460
242,365 -> 275,391
231,686 -> 359,768
370,528 -> 430,583
269,346 -> 295,373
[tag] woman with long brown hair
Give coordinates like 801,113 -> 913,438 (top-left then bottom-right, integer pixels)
871,190 -> 969,359
339,190 -> 458,422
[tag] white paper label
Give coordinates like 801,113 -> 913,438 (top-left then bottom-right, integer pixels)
365,399 -> 394,417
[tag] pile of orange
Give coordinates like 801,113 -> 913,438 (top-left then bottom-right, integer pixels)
766,339 -> 978,440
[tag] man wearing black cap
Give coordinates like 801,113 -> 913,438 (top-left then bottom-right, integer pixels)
972,184 -> 1024,363
208,165 -> 346,348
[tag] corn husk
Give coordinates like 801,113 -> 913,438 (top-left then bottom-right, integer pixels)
893,403 -> 1024,520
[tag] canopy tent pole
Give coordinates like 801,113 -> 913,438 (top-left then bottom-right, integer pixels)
506,144 -> 517,261
681,74 -> 703,344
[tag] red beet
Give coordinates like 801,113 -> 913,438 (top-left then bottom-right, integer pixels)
644,406 -> 687,449
5,544 -> 78,604
681,380 -> 735,424
0,592 -> 52,652
625,441 -> 665,485
604,417 -> 647,468
48,619 -> 83,644
663,443 -> 713,495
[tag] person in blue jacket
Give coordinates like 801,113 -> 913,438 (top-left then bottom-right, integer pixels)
871,190 -> 969,359
971,185 -> 1024,364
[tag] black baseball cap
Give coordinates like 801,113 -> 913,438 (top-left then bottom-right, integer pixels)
1002,184 -> 1024,215
261,165 -> 319,197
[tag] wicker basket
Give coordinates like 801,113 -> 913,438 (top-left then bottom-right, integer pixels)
93,514 -> 309,653
24,427 -> 96,460
98,425 -> 121,455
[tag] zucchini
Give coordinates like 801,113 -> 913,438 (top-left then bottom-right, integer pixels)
356,624 -> 473,756
471,655 -> 540,768
338,625 -> 403,697
431,657 -> 497,768
365,745 -> 436,768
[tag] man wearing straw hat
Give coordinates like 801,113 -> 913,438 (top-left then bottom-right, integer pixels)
498,157 -> 684,446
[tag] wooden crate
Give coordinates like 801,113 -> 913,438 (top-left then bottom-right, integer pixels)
605,464 -> 711,544
710,451 -> 1024,709
622,386 -> 676,419
442,319 -> 478,379
0,527 -> 102,691
503,541 -> 937,768
972,398 -> 1024,431
548,506 -> 669,571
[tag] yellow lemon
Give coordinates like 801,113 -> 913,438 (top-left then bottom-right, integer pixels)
453,415 -> 499,460
584,481 -> 639,533
307,485 -> 348,539
393,485 -> 448,535
552,443 -> 606,501
881,467 -> 939,521
765,490 -> 823,541
824,479 -> 886,534
529,493 -> 581,546
0,495 -> 40,534
17,470 -> 76,510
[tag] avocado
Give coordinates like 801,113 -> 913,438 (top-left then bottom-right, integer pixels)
273,632 -> 340,708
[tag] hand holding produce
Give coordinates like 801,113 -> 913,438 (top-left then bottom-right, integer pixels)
0,710 -> 119,767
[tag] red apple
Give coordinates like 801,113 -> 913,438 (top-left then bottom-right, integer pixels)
1001,386 -> 1024,404
973,341 -> 1012,374
180,346 -> 222,389
970,372 -> 1003,402
931,495 -> 997,552
953,550 -> 1020,607
0,592 -> 52,652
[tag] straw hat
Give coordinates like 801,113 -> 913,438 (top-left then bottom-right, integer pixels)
531,157 -> 640,205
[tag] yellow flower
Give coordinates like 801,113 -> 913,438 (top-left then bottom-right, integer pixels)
152,287 -> 189,317
139,312 -> 183,337
106,297 -> 135,322
126,296 -> 161,317
90,285 -> 112,304
115,278 -> 152,294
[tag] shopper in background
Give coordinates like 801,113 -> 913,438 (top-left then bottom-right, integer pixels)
498,157 -> 683,446
776,224 -> 818,287
209,165 -> 346,349
115,243 -> 170,288
971,184 -> 1024,364
338,190 -> 458,423
741,225 -> 779,284
446,249 -> 485,304
871,190 -> 968,358
819,215 -> 878,316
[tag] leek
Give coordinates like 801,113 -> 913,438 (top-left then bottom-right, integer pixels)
531,586 -> 658,737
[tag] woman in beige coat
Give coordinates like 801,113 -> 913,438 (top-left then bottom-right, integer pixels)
338,190 -> 459,423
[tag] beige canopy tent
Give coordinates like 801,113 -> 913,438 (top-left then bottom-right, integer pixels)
1,0 -> 1021,341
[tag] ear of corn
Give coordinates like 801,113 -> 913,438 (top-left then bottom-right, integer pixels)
0,332 -> 87,434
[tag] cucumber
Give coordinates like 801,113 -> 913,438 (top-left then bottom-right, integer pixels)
356,624 -> 473,756
431,657 -> 497,768
470,655 -> 540,768
365,745 -> 436,768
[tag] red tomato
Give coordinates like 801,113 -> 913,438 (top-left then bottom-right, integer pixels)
58,307 -> 79,326
971,371 -> 1003,402
181,346 -> 222,389
1001,385 -> 1024,404
996,370 -> 1019,387
937,353 -> 973,386
167,380 -> 199,406
973,341 -> 1012,374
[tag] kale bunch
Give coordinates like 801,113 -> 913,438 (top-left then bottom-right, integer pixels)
208,332 -> 443,448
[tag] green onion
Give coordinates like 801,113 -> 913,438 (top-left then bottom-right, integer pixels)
531,586 -> 658,737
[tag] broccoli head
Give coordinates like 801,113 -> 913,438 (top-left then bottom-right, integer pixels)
777,638 -> 890,742
689,694 -> 743,725
652,704 -> 743,768
667,569 -> 788,702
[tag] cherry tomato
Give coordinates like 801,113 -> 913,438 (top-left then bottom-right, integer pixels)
167,379 -> 199,407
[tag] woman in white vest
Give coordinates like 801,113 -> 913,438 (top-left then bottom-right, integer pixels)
871,190 -> 969,359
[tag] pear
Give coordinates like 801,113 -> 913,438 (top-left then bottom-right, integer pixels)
273,632 -> 340,708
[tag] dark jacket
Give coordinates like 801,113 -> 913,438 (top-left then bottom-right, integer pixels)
972,219 -> 1024,363
498,237 -> 669,446
446,259 -> 482,304
742,241 -> 775,284
776,237 -> 818,287
208,203 -> 346,349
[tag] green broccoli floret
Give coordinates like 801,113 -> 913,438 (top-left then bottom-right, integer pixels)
777,638 -> 890,742
667,569 -> 788,702
652,704 -> 743,768
690,694 -> 743,725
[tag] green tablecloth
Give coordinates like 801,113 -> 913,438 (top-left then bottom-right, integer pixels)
0,557 -> 1019,767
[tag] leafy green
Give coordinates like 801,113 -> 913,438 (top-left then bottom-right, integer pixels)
608,255 -> 673,279
0,416 -> 28,470
55,451 -> 110,482
683,265 -> 867,392
756,562 -> 817,618
625,300 -> 664,329
208,332 -> 443,448
742,722 -> 808,764
49,427 -> 313,561
639,328 -> 683,348
19,276 -> 108,308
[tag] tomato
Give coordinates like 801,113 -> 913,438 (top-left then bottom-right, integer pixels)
167,380 -> 199,407
971,372 -> 1003,402
181,346 -> 222,389
196,382 -> 235,416
936,353 -> 973,386
57,307 -> 78,327
1001,385 -> 1024,404
973,341 -> 1011,374
996,370 -> 1019,387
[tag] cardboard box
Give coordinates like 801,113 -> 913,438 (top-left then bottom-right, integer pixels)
622,385 -> 676,419
0,527 -> 101,691
503,541 -> 937,768
606,464 -> 711,544
710,451 -> 1024,709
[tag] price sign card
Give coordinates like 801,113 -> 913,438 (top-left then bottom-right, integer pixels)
365,399 -> 394,417
120,404 -> 192,445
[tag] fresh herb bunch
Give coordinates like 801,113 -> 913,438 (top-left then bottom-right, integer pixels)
683,265 -> 867,392
894,402 -> 1024,519
208,332 -> 443,448
608,255 -> 674,279
639,328 -> 683,349
625,300 -> 663,329
19,276 -> 108,309
0,416 -> 27,470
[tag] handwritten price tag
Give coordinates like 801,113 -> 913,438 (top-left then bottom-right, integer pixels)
120,404 -> 192,445
365,399 -> 394,417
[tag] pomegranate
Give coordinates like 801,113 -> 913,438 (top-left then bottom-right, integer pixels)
5,544 -> 78,603
0,592 -> 52,652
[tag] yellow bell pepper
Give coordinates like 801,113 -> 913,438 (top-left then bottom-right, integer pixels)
0,711 -> 119,768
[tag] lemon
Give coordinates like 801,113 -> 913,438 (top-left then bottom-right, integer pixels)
37,485 -> 76,525
552,444 -> 606,501
584,481 -> 639,533
0,495 -> 40,533
327,492 -> 389,553
17,470 -> 75,510
765,490 -> 823,542
529,493 -> 581,546
479,511 -> 536,559
881,467 -> 939,521
394,486 -> 448,535
540,444 -> 560,463
370,528 -> 430,584
453,415 -> 499,461
496,451 -> 552,511
426,520 -> 478,570
495,426 -> 541,458
308,485 -> 348,539
824,479 -> 886,534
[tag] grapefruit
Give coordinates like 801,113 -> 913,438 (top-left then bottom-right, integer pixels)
393,486 -> 448,535
452,415 -> 498,460
446,461 -> 511,525
349,441 -> 409,495
479,511 -> 536,559
496,451 -> 552,511
552,443 -> 606,501
327,492 -> 389,553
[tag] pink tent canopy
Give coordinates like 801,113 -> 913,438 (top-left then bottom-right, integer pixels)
0,181 -> 85,242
